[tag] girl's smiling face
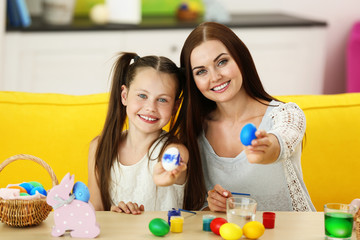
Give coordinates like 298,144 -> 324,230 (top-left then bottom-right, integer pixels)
190,40 -> 243,103
121,67 -> 178,134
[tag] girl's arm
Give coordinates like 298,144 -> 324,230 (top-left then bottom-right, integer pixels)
88,138 -> 105,210
153,143 -> 188,186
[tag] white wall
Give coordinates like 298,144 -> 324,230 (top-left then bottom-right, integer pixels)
222,0 -> 360,93
3,1 -> 360,94
280,0 -> 360,93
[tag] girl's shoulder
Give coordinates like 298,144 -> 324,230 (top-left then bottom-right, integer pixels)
89,136 -> 100,151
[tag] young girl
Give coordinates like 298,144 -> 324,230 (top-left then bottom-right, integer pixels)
88,52 -> 197,214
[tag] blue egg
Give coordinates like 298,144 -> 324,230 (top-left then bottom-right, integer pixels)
19,182 -> 34,194
30,186 -> 47,196
240,123 -> 257,146
73,181 -> 90,202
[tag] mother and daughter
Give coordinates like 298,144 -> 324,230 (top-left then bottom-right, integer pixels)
88,22 -> 315,214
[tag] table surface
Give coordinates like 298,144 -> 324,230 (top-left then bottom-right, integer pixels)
0,211 -> 356,239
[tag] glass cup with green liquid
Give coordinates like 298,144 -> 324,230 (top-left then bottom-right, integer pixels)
324,203 -> 356,239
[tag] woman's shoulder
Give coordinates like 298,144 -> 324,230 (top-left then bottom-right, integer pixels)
268,100 -> 304,115
267,100 -> 306,128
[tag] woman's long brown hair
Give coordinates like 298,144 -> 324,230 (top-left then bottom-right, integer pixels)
178,22 -> 279,206
94,52 -> 205,210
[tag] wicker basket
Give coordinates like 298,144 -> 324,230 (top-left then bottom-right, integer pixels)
355,208 -> 360,240
0,154 -> 59,227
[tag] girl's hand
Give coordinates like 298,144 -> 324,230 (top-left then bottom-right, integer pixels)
153,144 -> 189,186
207,184 -> 232,212
153,160 -> 187,186
244,130 -> 280,164
110,201 -> 144,215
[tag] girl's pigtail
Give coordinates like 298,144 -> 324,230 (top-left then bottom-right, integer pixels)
95,52 -> 139,211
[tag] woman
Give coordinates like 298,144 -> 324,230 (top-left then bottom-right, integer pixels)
179,22 -> 315,212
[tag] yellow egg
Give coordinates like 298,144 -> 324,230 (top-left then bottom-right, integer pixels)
243,221 -> 265,239
219,223 -> 243,240
188,1 -> 203,13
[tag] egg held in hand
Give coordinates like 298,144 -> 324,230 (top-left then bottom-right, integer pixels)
161,147 -> 180,171
240,123 -> 257,146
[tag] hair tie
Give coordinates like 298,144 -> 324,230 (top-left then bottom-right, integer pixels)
133,55 -> 140,62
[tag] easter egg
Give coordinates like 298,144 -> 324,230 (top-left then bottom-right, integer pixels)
219,223 -> 243,240
178,3 -> 189,10
89,4 -> 109,25
210,217 -> 228,235
28,181 -> 43,188
188,2 -> 202,13
162,147 -> 180,171
243,221 -> 265,239
325,213 -> 353,238
19,182 -> 34,194
73,181 -> 90,202
8,185 -> 27,194
149,218 -> 170,237
20,192 -> 30,196
30,186 -> 47,196
240,123 -> 257,146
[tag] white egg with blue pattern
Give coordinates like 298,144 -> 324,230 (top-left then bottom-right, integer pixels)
161,147 -> 180,171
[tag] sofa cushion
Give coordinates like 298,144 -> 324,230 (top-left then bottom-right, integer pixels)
0,91 -> 359,211
0,91 -> 109,190
278,93 -> 360,210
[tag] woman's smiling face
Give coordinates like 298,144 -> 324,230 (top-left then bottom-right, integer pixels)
190,40 -> 243,103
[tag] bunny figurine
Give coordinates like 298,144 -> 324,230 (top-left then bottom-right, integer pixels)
47,173 -> 100,238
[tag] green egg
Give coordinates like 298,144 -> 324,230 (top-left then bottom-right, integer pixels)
149,218 -> 170,237
28,181 -> 43,188
325,212 -> 353,238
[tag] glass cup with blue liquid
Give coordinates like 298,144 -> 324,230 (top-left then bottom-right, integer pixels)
324,203 -> 356,239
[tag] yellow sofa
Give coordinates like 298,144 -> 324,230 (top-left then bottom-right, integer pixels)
0,91 -> 359,211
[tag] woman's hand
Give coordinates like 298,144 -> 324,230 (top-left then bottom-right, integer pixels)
110,201 -> 144,215
207,184 -> 232,212
244,130 -> 280,164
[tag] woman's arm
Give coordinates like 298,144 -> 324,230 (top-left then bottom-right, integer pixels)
268,102 -> 306,160
88,138 -> 105,211
245,130 -> 280,164
245,103 -> 305,164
